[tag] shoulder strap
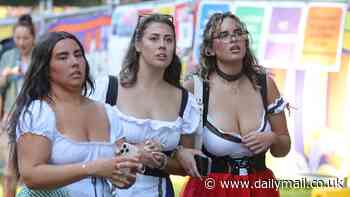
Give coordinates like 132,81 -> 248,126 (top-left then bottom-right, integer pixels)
193,75 -> 208,127
193,75 -> 203,105
179,87 -> 189,118
202,80 -> 209,127
105,75 -> 118,106
257,73 -> 268,111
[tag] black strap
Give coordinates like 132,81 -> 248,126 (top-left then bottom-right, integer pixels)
202,80 -> 209,127
203,147 -> 266,174
206,121 -> 242,143
179,87 -> 189,118
257,73 -> 268,111
105,75 -> 118,106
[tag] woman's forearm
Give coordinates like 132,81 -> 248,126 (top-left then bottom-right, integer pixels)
163,133 -> 196,176
270,134 -> 291,157
0,75 -> 9,90
20,162 -> 94,190
163,158 -> 187,176
3,174 -> 17,197
3,149 -> 18,197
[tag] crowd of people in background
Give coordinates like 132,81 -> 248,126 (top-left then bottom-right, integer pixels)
0,12 -> 290,197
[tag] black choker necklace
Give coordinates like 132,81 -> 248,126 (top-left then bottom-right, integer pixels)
216,67 -> 243,82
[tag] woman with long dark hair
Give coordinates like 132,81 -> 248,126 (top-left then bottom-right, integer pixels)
182,12 -> 291,197
91,14 -> 201,197
5,31 -> 141,197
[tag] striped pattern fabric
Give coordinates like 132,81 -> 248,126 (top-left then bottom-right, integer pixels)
16,186 -> 70,197
267,96 -> 288,114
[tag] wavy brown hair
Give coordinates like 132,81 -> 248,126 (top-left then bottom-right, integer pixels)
119,13 -> 182,88
199,12 -> 265,87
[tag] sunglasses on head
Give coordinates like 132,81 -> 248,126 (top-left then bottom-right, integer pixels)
137,13 -> 174,24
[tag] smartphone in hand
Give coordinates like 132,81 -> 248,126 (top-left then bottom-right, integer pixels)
194,154 -> 212,176
119,142 -> 139,157
113,142 -> 140,188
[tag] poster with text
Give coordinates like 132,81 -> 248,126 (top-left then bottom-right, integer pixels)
301,4 -> 346,71
263,4 -> 304,68
234,3 -> 267,60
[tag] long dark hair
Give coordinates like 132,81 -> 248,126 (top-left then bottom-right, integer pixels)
119,13 -> 181,87
200,12 -> 265,87
6,31 -> 94,166
14,14 -> 35,38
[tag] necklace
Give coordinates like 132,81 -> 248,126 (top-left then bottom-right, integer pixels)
214,73 -> 242,95
216,66 -> 243,82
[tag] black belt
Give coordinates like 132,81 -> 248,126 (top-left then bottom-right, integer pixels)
203,147 -> 266,175
210,155 -> 266,175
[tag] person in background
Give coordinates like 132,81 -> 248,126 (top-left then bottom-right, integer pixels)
0,37 -> 15,118
4,31 -> 142,197
90,13 -> 202,197
182,12 -> 291,197
0,14 -> 36,197
0,14 -> 35,121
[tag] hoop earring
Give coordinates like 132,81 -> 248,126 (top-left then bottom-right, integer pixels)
205,48 -> 214,56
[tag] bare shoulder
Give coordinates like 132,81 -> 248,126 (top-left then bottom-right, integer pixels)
266,75 -> 281,103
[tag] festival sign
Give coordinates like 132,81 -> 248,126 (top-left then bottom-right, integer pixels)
262,3 -> 304,68
233,2 -> 267,59
301,3 -> 346,71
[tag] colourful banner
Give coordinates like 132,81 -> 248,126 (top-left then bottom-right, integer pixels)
235,6 -> 266,57
175,1 -> 195,75
301,5 -> 345,71
48,14 -> 111,52
109,4 -> 140,76
263,6 -> 303,68
175,2 -> 194,49
193,1 -> 232,64
48,13 -> 112,77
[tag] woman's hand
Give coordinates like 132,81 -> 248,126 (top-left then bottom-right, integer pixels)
137,139 -> 165,169
110,155 -> 143,189
2,66 -> 21,77
176,147 -> 203,178
242,131 -> 277,154
143,139 -> 163,152
89,155 -> 142,188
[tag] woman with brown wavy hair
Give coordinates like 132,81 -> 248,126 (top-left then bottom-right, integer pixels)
182,12 -> 291,197
91,14 -> 201,197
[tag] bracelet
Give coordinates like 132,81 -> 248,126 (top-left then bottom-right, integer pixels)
82,163 -> 91,176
